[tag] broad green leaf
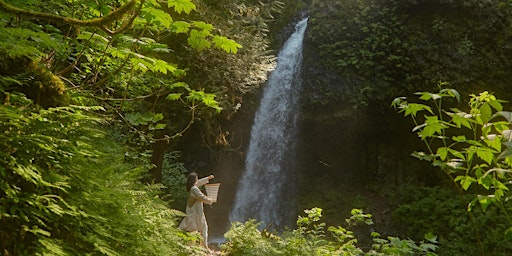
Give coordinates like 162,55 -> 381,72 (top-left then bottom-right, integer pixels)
477,195 -> 493,212
166,93 -> 182,101
488,98 -> 503,112
420,116 -> 446,139
449,112 -> 472,129
149,123 -> 167,130
415,92 -> 440,101
167,82 -> 190,90
483,135 -> 501,151
440,88 -> 461,102
478,175 -> 492,190
437,147 -> 448,160
454,175 -> 476,191
495,188 -> 505,199
188,30 -> 211,50
212,35 -> 242,54
452,135 -> 467,142
151,59 -> 177,74
142,7 -> 173,28
186,90 -> 205,101
476,147 -> 495,165
77,31 -> 109,46
466,146 -> 477,163
152,113 -> 164,122
402,103 -> 433,117
108,48 -> 131,58
168,0 -> 196,14
448,148 -> 465,160
480,103 -> 492,124
492,179 -> 509,190
130,58 -> 150,73
172,21 -> 191,33
492,121 -> 510,133
192,21 -> 214,33
474,166 -> 483,178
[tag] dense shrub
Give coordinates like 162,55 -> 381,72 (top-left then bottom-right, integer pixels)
222,207 -> 437,256
0,93 -> 201,255
393,186 -> 512,256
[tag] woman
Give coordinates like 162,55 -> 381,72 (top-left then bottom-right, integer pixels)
179,172 -> 215,249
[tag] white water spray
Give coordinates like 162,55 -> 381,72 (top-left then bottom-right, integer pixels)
229,18 -> 308,229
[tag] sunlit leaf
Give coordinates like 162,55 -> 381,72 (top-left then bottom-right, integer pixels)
142,7 -> 173,28
212,35 -> 242,54
171,21 -> 191,33
166,93 -> 182,101
192,21 -> 214,32
455,175 -> 476,191
402,103 -> 433,117
168,0 -> 196,14
440,88 -> 461,102
477,195 -> 493,212
478,175 -> 492,190
420,116 -> 446,139
476,147 -> 495,165
415,92 -> 440,101
437,147 -> 448,160
448,112 -> 473,129
480,103 -> 492,124
188,31 -> 211,51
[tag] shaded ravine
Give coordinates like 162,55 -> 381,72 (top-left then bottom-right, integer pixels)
229,17 -> 309,230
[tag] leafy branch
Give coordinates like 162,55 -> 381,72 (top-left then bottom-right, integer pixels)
0,0 -> 141,35
392,84 -> 512,250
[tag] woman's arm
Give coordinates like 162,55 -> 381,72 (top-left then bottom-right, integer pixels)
190,186 -> 213,205
196,175 -> 214,187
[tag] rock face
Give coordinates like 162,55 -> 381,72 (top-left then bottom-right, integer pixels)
295,103 -> 437,228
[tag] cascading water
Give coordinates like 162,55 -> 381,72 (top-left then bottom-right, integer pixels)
229,18 -> 308,230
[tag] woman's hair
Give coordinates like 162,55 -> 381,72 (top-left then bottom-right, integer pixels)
186,172 -> 198,192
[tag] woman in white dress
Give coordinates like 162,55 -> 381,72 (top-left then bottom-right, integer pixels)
179,172 -> 214,249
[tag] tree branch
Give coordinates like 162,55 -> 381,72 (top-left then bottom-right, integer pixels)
0,0 -> 136,31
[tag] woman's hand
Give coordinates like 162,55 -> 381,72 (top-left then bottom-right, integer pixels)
208,175 -> 214,180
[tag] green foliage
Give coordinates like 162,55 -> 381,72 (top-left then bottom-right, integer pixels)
222,207 -> 437,256
161,151 -> 189,209
393,86 -> 512,255
0,93 -> 203,255
392,186 -> 512,255
393,85 -> 512,210
305,0 -> 512,108
0,93 -> 99,254
222,219 -> 279,255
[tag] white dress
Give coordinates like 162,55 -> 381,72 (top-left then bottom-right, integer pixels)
179,177 -> 213,245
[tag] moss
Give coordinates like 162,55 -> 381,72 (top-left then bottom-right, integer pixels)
1,55 -> 70,107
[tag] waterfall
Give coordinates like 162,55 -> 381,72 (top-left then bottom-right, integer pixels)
229,18 -> 308,230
